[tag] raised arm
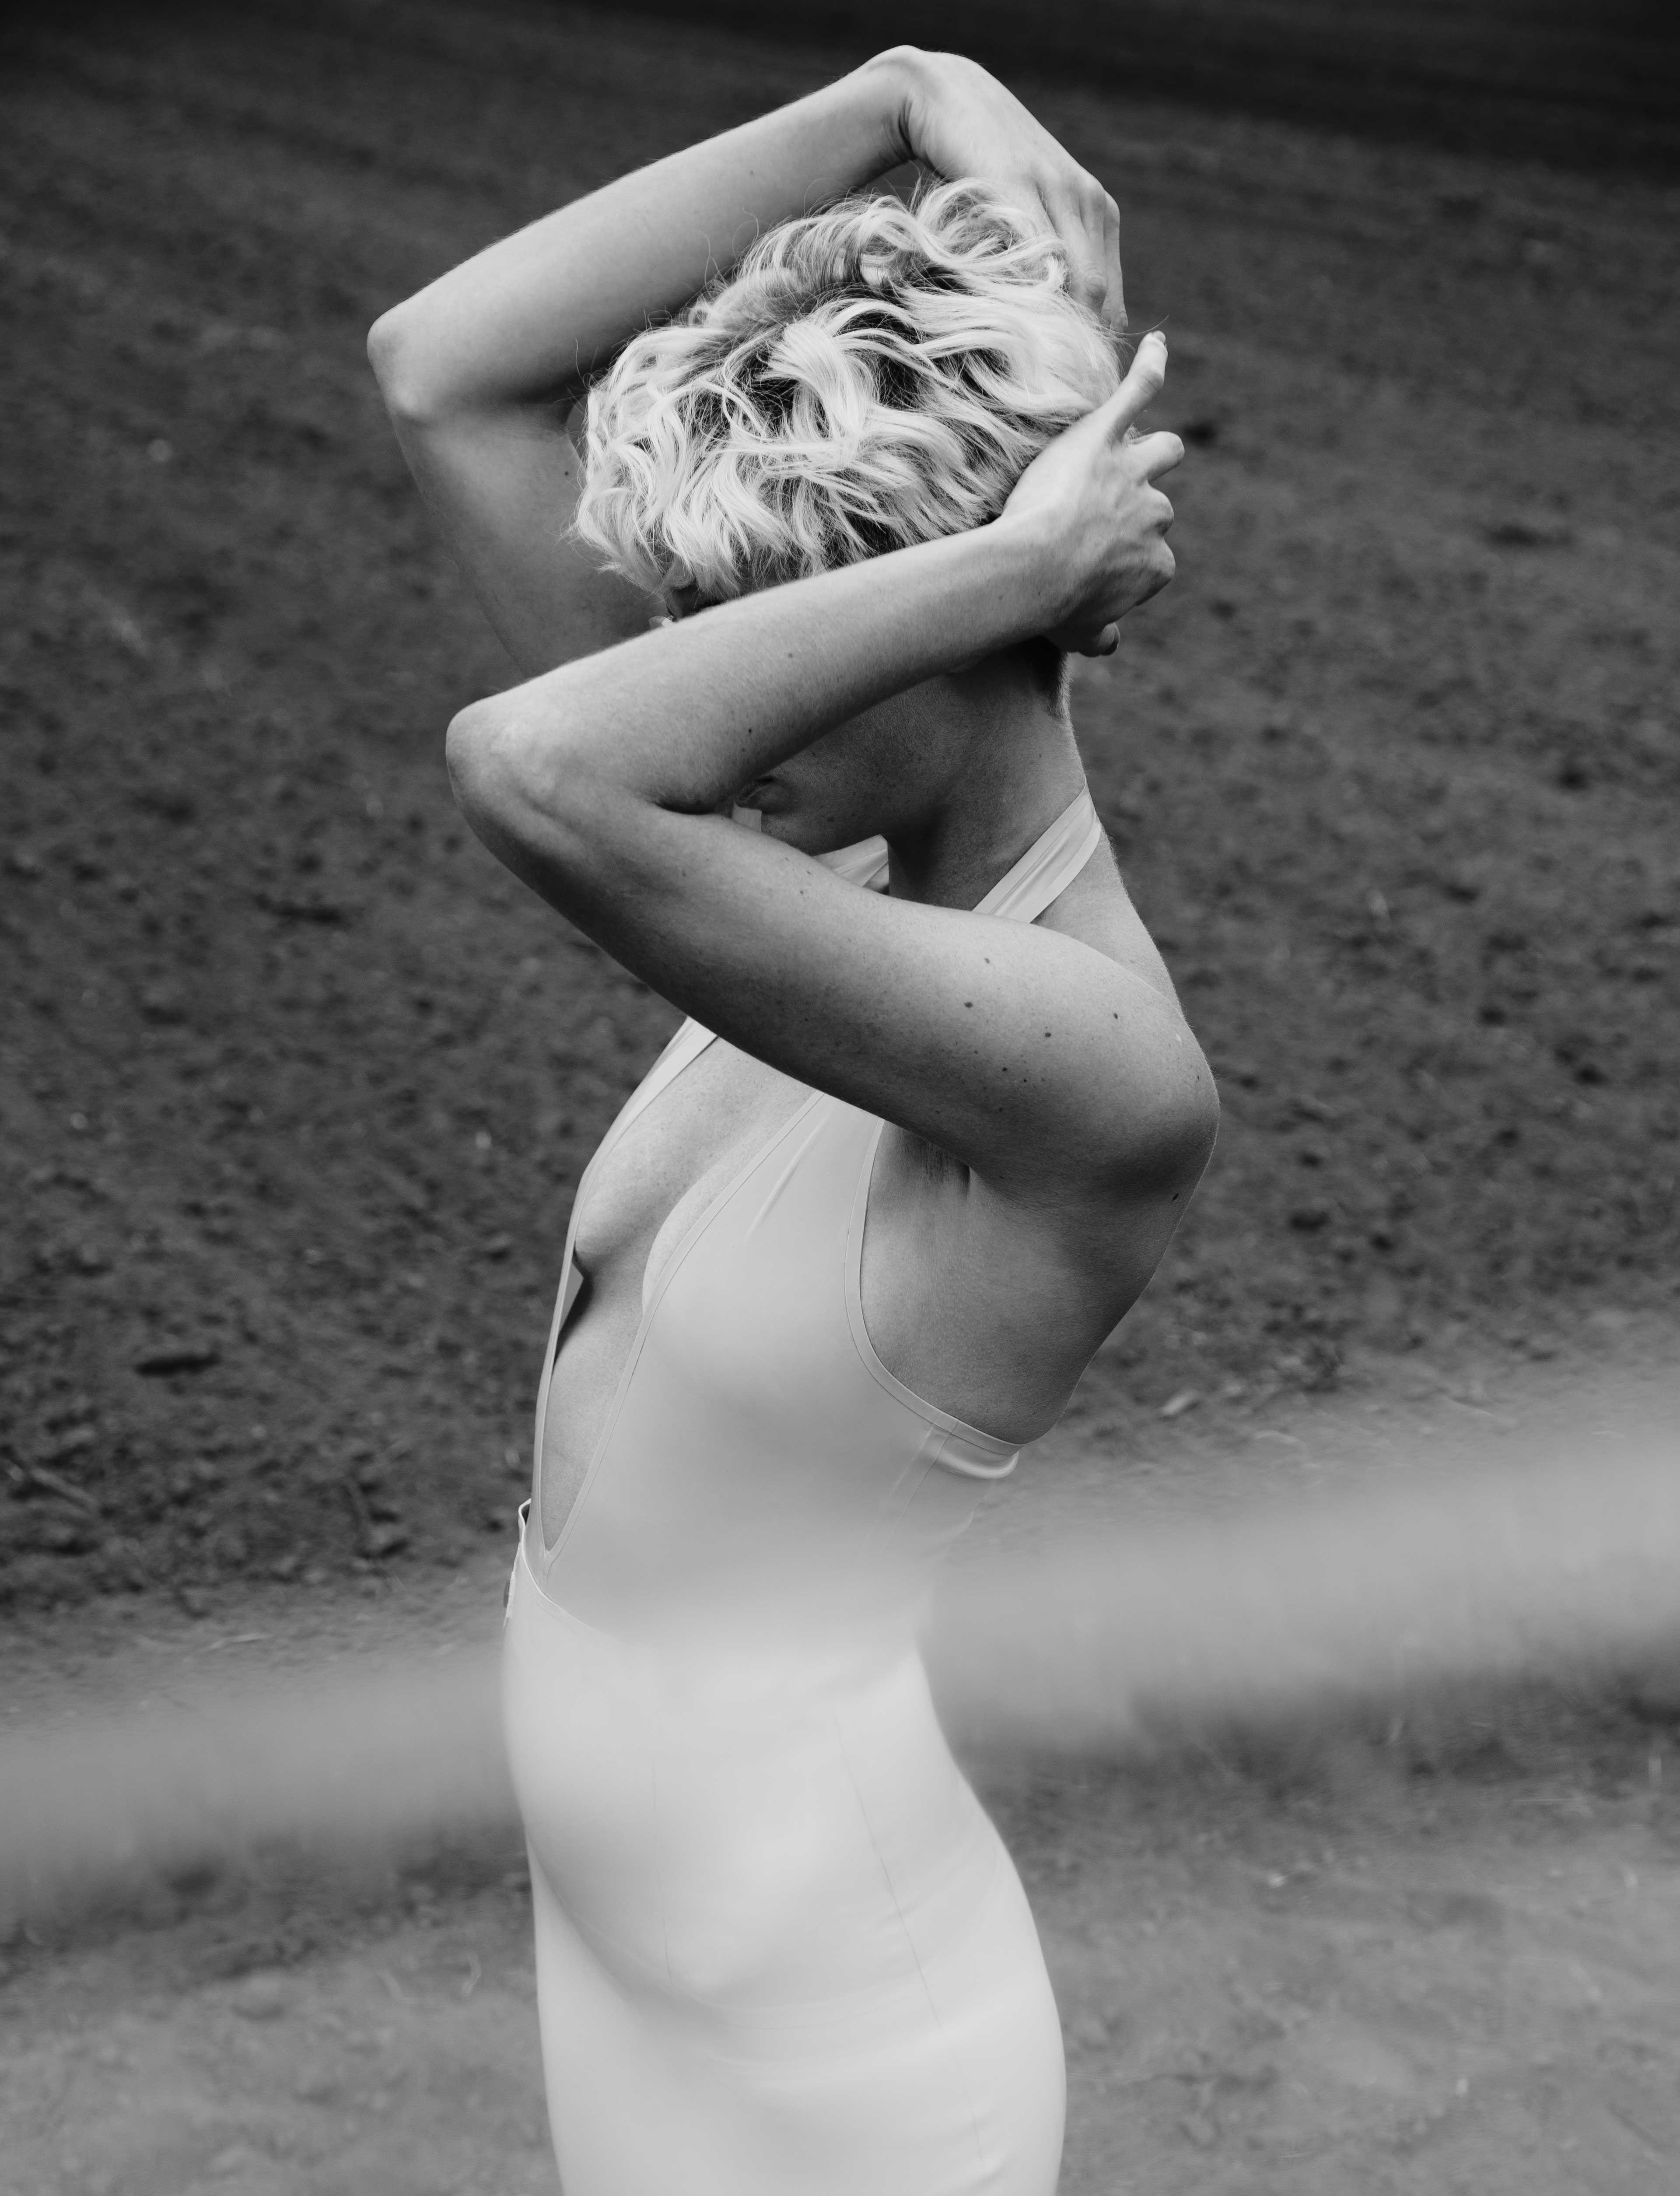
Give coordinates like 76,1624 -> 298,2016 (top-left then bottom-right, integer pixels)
366,48 -> 1127,677
445,341 -> 1210,1214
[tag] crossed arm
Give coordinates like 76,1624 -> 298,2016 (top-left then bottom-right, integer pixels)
445,488 -> 1208,1210
368,46 -> 1127,679
369,49 -> 1214,1220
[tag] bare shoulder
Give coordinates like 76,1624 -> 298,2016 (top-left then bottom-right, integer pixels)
968,831 -> 1218,1254
870,850 -> 1216,1434
1035,830 -> 1186,1016
1022,832 -> 1217,1186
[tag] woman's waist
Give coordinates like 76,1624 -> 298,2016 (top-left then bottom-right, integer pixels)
513,1507 -> 932,1697
504,1563 -> 1002,2012
521,1494 -> 959,1650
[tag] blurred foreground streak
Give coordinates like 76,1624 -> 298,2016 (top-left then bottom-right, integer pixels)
3,1389 -> 1677,1928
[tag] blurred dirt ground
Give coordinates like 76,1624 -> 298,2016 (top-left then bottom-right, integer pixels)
7,1371 -> 1680,2196
2,2 -> 1679,2190
6,1756 -> 1679,2196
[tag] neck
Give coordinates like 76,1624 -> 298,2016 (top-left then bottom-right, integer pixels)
885,672 -> 1086,912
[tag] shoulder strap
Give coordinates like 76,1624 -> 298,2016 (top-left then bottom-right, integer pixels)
817,834 -> 890,892
814,792 -> 1100,920
586,1014 -> 718,1171
973,787 -> 1103,924
740,796 -> 891,897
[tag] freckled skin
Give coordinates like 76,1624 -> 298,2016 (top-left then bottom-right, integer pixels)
372,52 -> 1212,1451
371,47 -> 1222,2184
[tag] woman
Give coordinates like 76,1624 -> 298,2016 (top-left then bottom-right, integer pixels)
370,45 -> 1216,2195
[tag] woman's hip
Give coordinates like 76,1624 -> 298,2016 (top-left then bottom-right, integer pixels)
500,1523 -> 1018,2016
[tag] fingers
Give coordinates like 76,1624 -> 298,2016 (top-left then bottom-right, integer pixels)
1038,168 -> 1125,329
1102,192 -> 1126,332
1148,541 -> 1176,596
1043,182 -> 1108,322
1100,330 -> 1169,438
1128,428 -> 1185,482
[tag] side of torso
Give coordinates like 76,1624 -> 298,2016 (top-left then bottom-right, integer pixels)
538,843 -> 1176,1543
541,1037 -> 812,1519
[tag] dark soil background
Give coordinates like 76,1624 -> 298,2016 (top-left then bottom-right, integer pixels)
632,0 -> 1680,174
2,0 -> 1678,1619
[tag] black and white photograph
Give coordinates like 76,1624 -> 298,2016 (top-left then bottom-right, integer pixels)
3,3 -> 1678,2191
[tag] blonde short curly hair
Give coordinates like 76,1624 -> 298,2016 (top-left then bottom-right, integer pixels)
573,179 -> 1121,611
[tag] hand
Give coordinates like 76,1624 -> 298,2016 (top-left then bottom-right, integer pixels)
869,48 -> 1126,329
998,332 -> 1182,654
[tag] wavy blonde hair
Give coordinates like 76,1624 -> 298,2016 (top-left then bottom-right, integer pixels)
573,179 -> 1121,610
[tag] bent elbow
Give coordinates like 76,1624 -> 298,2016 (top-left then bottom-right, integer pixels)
365,306 -> 404,389
444,698 -> 512,828
1123,1036 -> 1220,1200
367,305 -> 441,427
1173,1066 -> 1221,1184
444,697 -> 604,887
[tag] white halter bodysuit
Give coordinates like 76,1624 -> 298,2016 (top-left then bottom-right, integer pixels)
501,790 -> 1103,2195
